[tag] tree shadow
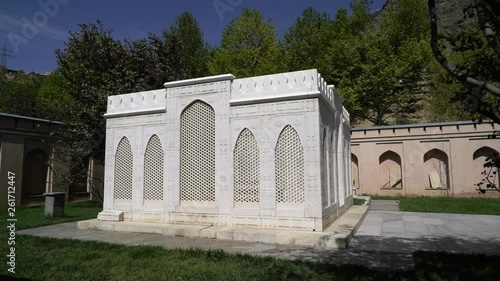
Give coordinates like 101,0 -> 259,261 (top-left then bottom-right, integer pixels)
258,234 -> 500,270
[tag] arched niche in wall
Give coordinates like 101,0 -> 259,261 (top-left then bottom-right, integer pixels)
179,100 -> 216,203
473,146 -> 499,189
22,148 -> 49,197
351,153 -> 360,190
114,137 -> 133,201
321,128 -> 329,207
143,135 -> 164,202
379,151 -> 402,189
423,149 -> 450,189
233,128 -> 260,204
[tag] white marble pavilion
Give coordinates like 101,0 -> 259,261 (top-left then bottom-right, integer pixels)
98,69 -> 352,231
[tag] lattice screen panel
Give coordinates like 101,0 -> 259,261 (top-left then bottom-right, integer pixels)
144,135 -> 164,201
114,137 -> 133,200
180,101 -> 216,202
233,129 -> 260,203
275,125 -> 305,203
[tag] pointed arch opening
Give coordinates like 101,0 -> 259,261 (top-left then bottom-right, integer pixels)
329,132 -> 335,205
424,149 -> 449,189
343,138 -> 350,195
233,128 -> 260,204
22,149 -> 49,197
180,100 -> 215,202
352,153 -> 359,190
114,137 -> 133,200
379,151 -> 402,188
144,135 -> 164,201
473,146 -> 499,189
322,128 -> 329,207
275,125 -> 304,204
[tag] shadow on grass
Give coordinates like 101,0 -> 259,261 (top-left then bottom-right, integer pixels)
2,234 -> 499,281
252,234 -> 500,271
413,251 -> 500,281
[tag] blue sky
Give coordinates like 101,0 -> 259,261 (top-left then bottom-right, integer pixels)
0,0 -> 386,74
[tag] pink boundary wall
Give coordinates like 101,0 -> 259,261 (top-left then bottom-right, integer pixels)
351,121 -> 499,197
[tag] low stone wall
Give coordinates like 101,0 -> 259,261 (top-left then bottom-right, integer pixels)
351,121 -> 499,197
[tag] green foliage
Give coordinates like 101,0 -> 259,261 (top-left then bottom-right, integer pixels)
209,8 -> 283,78
428,0 -> 500,122
326,0 -> 431,125
283,7 -> 335,74
55,15 -> 210,167
381,0 -> 429,47
36,71 -> 73,120
353,198 -> 366,205
427,60 -> 473,122
0,72 -> 44,117
56,22 -> 138,165
170,12 -> 211,78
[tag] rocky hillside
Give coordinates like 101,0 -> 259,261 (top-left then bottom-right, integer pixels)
374,0 -> 475,36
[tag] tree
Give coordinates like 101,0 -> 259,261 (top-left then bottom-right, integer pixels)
428,0 -> 500,193
56,22 -> 137,165
54,15 -> 210,186
170,12 -> 210,78
329,0 -> 431,126
0,72 -> 44,118
209,8 -> 282,78
427,61 -> 472,122
36,71 -> 73,121
283,7 -> 335,74
428,0 -> 500,123
126,12 -> 210,85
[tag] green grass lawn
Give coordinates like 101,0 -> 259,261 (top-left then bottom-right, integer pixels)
353,198 -> 367,205
0,201 -> 102,231
0,235 -> 499,281
371,196 -> 500,215
1,199 -> 499,280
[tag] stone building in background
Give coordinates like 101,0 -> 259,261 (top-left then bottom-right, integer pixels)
0,113 -> 104,209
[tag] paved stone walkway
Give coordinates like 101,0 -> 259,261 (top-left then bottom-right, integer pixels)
18,210 -> 500,269
352,210 -> 500,267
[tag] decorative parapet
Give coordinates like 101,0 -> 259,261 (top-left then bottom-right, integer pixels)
163,74 -> 235,89
351,120 -> 496,139
104,89 -> 167,118
230,69 -> 344,113
104,71 -> 350,122
342,106 -> 350,125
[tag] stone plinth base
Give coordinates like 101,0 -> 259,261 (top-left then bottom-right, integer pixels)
98,210 -> 124,222
79,205 -> 368,249
44,192 -> 66,218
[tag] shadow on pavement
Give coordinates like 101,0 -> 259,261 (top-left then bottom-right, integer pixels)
258,234 -> 500,269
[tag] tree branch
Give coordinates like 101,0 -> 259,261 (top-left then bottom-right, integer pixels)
428,0 -> 500,97
477,106 -> 500,124
475,0 -> 500,57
